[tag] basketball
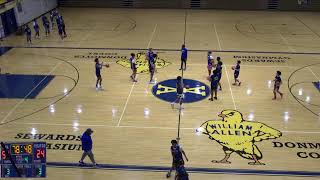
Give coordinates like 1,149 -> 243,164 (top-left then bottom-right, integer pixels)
105,64 -> 110,68
232,66 -> 235,70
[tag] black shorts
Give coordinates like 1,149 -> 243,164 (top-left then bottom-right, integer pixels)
181,58 -> 187,62
172,159 -> 184,169
234,72 -> 239,79
96,73 -> 101,78
211,84 -> 218,90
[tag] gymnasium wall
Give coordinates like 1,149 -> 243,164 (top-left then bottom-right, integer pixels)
58,0 -> 320,10
14,0 -> 57,26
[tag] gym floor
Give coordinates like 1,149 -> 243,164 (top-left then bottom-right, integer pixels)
0,8 -> 319,179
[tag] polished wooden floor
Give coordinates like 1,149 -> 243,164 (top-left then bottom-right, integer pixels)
0,8 -> 320,180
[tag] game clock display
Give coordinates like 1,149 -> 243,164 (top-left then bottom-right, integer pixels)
1,142 -> 46,178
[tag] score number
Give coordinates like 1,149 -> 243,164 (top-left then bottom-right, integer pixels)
1,150 -> 7,159
36,149 -> 45,159
11,144 -> 32,154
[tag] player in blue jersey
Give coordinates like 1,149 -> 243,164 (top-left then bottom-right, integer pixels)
166,139 -> 188,178
232,60 -> 241,86
175,161 -> 189,180
50,11 -> 54,29
208,69 -> 219,100
24,25 -> 32,44
171,76 -> 186,109
149,53 -> 157,84
42,15 -> 50,36
79,128 -> 98,167
94,58 -> 109,90
180,44 -> 188,71
60,16 -> 67,38
216,57 -> 223,91
58,22 -> 64,40
146,48 -> 153,62
33,19 -> 40,39
273,71 -> 283,100
130,53 -> 138,82
207,51 -> 214,76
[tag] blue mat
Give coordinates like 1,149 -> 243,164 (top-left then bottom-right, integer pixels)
0,47 -> 12,56
313,81 -> 320,92
0,74 -> 54,99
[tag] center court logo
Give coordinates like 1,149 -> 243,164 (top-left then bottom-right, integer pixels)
116,52 -> 171,73
152,79 -> 210,103
197,110 -> 282,165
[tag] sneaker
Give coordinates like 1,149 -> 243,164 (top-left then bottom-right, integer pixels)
280,93 -> 283,99
149,80 -> 155,84
239,82 -> 241,86
232,83 -> 236,86
214,97 -> 217,100
79,161 -> 85,165
209,98 -> 213,101
166,173 -> 171,178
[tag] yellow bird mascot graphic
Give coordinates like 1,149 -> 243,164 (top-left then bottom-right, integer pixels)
197,110 -> 282,165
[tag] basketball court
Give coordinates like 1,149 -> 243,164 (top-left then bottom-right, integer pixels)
0,8 -> 319,179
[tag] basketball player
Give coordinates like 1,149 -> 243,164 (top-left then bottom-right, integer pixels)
149,53 -> 157,84
171,76 -> 184,109
166,139 -> 189,178
180,44 -> 188,71
60,16 -> 67,37
42,15 -> 50,36
50,11 -> 54,29
146,48 -> 153,62
24,25 -> 32,44
175,161 -> 189,180
57,22 -> 64,40
207,51 -> 214,76
208,69 -> 219,101
94,58 -> 109,90
216,57 -> 223,91
32,19 -> 40,38
273,71 -> 283,100
130,53 -> 137,82
79,128 -> 98,167
232,60 -> 241,86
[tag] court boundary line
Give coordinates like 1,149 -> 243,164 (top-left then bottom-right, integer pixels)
0,62 -> 62,124
4,45 -> 320,55
294,16 -> 320,39
8,122 -> 320,134
214,23 -> 237,109
47,162 -> 320,177
117,23 -> 157,127
213,23 -> 222,50
307,67 -> 319,80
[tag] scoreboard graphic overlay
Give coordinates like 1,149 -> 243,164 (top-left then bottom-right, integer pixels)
1,142 -> 46,178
